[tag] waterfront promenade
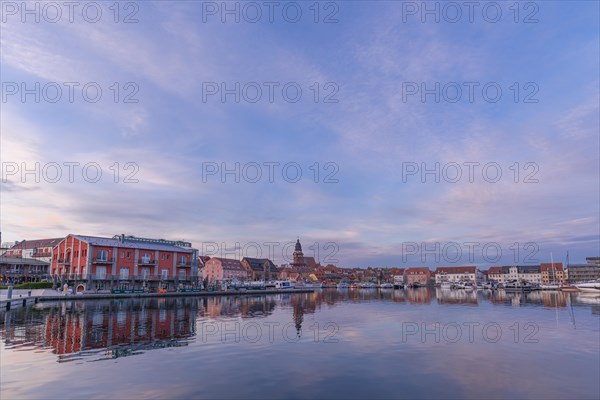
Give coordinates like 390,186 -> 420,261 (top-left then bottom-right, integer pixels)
0,288 -> 315,311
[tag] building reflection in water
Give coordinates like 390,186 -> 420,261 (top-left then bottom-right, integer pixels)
435,288 -> 478,305
1,289 -> 598,362
2,298 -> 198,362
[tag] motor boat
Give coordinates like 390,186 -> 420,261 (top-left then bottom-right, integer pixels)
503,280 -> 533,291
274,280 -> 294,289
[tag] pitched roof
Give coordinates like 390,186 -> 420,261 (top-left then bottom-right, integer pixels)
8,238 -> 63,250
70,234 -> 196,253
0,256 -> 50,266
209,258 -> 244,270
406,267 -> 430,273
516,265 -> 541,273
435,266 -> 477,274
304,256 -> 319,268
242,257 -> 277,272
540,263 -> 564,272
487,266 -> 505,274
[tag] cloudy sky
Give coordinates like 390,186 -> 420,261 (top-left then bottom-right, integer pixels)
1,1 -> 598,267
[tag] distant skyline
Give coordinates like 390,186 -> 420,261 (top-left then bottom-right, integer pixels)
1,1 -> 598,268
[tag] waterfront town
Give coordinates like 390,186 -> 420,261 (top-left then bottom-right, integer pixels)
1,233 -> 598,293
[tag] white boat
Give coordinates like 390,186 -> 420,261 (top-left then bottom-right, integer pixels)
359,282 -> 376,289
337,282 -> 349,289
504,280 -> 533,291
304,282 -> 322,289
540,283 -> 561,290
463,282 -> 475,292
574,280 -> 600,292
380,283 -> 394,289
274,280 -> 295,289
440,282 -> 453,290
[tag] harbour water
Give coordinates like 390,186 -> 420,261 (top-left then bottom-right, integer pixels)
1,288 -> 599,399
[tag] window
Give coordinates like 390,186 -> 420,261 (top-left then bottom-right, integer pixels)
97,250 -> 108,261
167,254 -> 170,260
161,269 -> 169,279
120,268 -> 129,279
180,255 -> 187,264
179,269 -> 186,279
142,253 -> 150,263
141,268 -> 150,279
121,251 -> 125,258
161,254 -> 165,260
127,251 -> 131,258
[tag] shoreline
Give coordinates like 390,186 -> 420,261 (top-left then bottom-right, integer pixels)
0,288 -> 315,311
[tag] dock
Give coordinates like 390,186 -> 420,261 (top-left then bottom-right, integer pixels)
0,288 -> 315,311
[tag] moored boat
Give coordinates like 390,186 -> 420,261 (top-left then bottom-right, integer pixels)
560,283 -> 579,292
540,283 -> 561,290
274,280 -> 295,289
504,280 -> 533,291
359,282 -> 376,289
304,282 -> 323,289
574,280 -> 600,293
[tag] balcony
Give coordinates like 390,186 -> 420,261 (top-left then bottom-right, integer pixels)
92,257 -> 115,264
177,261 -> 192,267
57,259 -> 71,265
82,274 -> 195,282
138,258 -> 157,266
31,251 -> 52,258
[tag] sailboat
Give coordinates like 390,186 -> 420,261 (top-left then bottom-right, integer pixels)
541,253 -> 561,290
560,252 -> 579,292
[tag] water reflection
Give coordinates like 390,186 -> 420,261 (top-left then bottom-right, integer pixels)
1,289 -> 598,363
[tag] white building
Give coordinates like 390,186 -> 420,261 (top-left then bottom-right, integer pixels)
434,266 -> 477,284
3,238 -> 63,263
488,265 -> 542,284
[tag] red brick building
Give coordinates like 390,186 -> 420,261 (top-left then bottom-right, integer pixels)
51,234 -> 198,292
405,267 -> 431,285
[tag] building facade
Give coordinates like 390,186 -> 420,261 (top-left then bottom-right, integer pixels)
434,266 -> 477,284
566,264 -> 600,283
0,256 -> 50,284
405,267 -> 431,285
50,234 -> 198,292
241,257 -> 278,281
3,238 -> 63,263
487,266 -> 507,284
203,257 -> 248,282
540,262 -> 566,284
487,265 -> 543,284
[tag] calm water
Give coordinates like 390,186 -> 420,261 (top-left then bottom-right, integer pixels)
1,289 -> 599,400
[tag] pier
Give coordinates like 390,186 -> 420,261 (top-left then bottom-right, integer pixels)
1,288 -> 315,311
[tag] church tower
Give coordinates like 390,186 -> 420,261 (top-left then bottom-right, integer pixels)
292,238 -> 306,268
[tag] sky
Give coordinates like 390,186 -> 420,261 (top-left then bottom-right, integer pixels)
1,1 -> 599,268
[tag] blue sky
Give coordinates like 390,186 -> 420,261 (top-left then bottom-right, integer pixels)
1,1 -> 598,268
